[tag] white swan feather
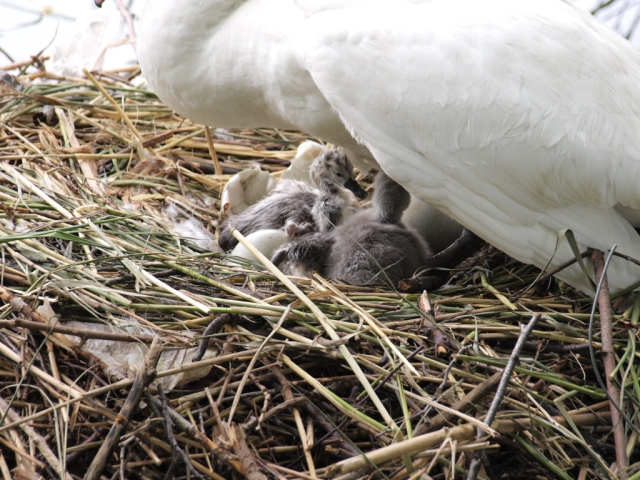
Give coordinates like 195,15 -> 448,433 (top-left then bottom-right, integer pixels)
137,0 -> 640,293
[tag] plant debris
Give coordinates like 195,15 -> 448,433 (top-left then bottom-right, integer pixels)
0,63 -> 638,480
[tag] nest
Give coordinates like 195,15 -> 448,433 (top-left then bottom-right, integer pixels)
0,64 -> 637,480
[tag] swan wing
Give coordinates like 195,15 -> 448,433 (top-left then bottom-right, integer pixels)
298,0 -> 640,293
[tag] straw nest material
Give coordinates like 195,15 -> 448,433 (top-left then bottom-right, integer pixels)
0,63 -> 637,480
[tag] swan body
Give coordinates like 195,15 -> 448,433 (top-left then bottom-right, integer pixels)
138,0 -> 374,172
138,0 -> 640,293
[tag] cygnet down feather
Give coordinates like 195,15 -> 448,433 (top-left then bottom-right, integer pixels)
218,150 -> 366,252
273,172 -> 469,287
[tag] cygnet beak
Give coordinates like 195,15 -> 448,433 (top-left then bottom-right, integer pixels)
343,178 -> 367,199
95,0 -> 105,7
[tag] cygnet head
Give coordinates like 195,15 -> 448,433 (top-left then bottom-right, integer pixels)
373,172 -> 411,225
310,150 -> 367,199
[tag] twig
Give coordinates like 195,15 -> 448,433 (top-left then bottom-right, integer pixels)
466,314 -> 540,480
521,341 -> 592,355
325,411 -> 610,478
300,401 -> 361,458
417,372 -> 502,435
0,318 -> 158,344
612,250 -> 640,267
0,397 -> 72,479
439,345 -> 472,391
0,54 -> 49,72
159,384 -> 207,480
229,425 -> 268,480
372,346 -> 425,394
84,337 -> 164,480
146,392 -> 241,468
250,396 -> 307,425
0,284 -> 75,351
119,436 -> 135,480
104,268 -> 176,286
227,305 -> 291,425
204,386 -> 231,463
271,364 -> 316,476
590,248 -> 630,478
0,348 -> 264,435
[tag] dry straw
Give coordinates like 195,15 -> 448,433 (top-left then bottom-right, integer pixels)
0,62 -> 637,480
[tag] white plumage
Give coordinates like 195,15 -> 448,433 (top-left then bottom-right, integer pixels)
138,0 -> 640,294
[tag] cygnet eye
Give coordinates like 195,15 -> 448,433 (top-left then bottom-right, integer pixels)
336,172 -> 344,178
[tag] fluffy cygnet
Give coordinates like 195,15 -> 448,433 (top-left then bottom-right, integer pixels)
273,172 -> 431,285
218,150 -> 366,251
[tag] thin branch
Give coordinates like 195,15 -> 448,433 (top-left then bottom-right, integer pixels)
0,318 -> 158,344
590,248 -> 632,478
84,337 -> 163,480
0,396 -> 72,479
158,384 -> 207,480
467,314 -> 540,480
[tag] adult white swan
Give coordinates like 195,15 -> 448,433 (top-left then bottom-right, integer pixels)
132,0 -> 640,294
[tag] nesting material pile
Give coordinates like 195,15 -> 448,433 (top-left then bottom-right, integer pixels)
0,65 -> 636,480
